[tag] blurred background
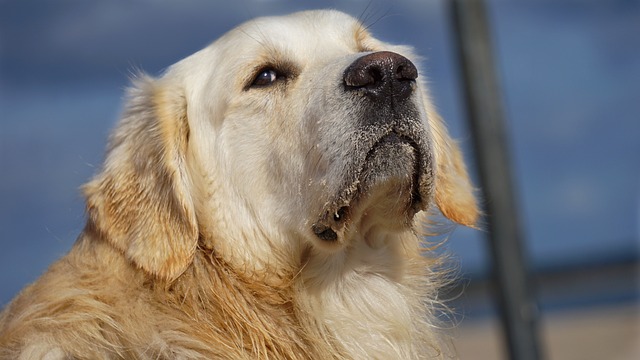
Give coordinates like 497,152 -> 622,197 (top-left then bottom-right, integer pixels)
1,0 -> 638,358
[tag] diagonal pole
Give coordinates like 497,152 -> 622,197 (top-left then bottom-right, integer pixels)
448,1 -> 542,359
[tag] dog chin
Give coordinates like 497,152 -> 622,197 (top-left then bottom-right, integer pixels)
311,132 -> 430,247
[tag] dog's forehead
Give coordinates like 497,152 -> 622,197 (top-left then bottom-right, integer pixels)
227,10 -> 367,58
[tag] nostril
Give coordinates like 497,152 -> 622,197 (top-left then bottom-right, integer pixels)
397,62 -> 418,81
344,64 -> 382,88
396,64 -> 410,80
369,67 -> 383,84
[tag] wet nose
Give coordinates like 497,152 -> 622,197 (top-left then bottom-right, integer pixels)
343,51 -> 418,101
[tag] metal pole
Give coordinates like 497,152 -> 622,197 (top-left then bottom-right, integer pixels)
448,1 -> 542,359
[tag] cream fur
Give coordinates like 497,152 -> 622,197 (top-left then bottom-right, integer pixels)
0,10 -> 478,359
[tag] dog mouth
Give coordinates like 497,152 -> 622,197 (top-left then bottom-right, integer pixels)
312,131 -> 432,242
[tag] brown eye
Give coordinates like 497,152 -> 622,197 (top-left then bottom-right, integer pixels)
251,69 -> 278,87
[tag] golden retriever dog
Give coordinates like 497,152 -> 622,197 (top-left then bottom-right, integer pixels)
0,10 -> 477,359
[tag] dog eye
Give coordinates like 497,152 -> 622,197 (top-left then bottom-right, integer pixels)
251,69 -> 278,87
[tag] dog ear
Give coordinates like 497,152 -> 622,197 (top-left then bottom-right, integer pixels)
83,76 -> 198,282
428,109 -> 479,227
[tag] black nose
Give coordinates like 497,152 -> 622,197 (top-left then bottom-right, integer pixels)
343,51 -> 418,101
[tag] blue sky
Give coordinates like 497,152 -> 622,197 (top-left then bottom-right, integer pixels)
1,0 -> 639,305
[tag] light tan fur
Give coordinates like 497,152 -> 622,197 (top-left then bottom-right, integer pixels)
0,10 -> 477,359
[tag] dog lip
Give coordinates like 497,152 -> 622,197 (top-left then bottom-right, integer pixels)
312,205 -> 350,242
366,131 -> 417,158
311,224 -> 338,241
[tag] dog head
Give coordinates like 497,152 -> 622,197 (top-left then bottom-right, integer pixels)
84,10 -> 478,281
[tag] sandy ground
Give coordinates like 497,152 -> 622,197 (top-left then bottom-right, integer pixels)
452,303 -> 640,360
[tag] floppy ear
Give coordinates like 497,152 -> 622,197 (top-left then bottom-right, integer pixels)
83,75 -> 198,282
428,110 -> 479,227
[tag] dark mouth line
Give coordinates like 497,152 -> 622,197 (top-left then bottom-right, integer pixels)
366,131 -> 417,158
